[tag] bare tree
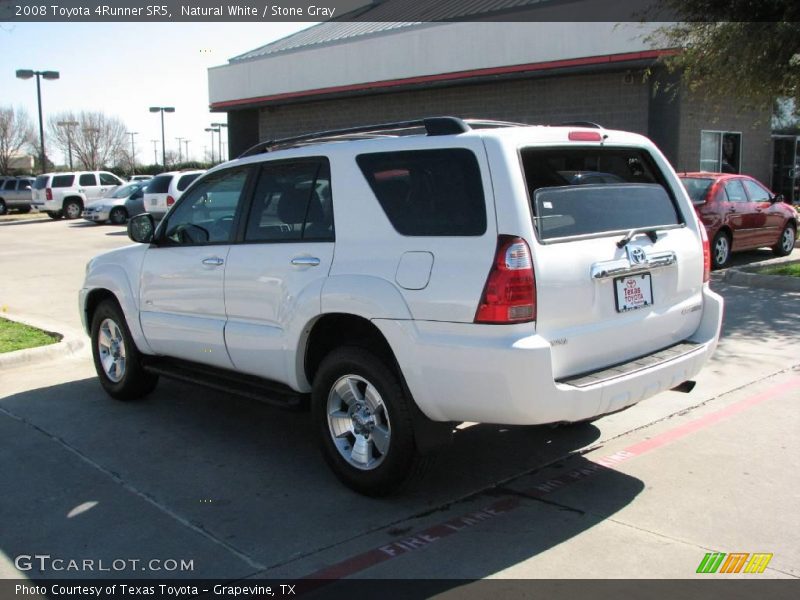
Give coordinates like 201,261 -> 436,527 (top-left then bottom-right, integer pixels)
0,106 -> 34,174
48,111 -> 128,170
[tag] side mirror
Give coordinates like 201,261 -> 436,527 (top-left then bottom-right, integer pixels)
128,213 -> 155,244
772,193 -> 785,204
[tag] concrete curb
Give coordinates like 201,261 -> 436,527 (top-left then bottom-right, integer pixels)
722,259 -> 800,292
0,316 -> 85,370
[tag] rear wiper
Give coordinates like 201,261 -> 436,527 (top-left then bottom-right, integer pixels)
616,227 -> 660,248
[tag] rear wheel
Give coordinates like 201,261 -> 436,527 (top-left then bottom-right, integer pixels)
711,231 -> 731,269
312,347 -> 425,496
90,299 -> 158,400
18,207 -> 31,214
63,199 -> 82,220
109,206 -> 128,225
772,223 -> 796,257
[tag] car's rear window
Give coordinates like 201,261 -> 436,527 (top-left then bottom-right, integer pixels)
356,149 -> 486,236
51,175 -> 75,188
177,173 -> 201,191
521,147 -> 682,242
147,175 -> 171,194
680,177 -> 714,203
33,176 -> 48,190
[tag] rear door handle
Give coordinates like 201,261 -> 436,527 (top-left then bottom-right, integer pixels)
291,256 -> 320,267
202,257 -> 225,266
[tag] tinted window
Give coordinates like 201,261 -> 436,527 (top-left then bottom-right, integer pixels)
742,179 -> 771,202
724,180 -> 747,202
147,175 -> 171,194
357,149 -> 486,236
19,179 -> 32,191
521,147 -> 680,241
100,172 -> 121,186
680,177 -> 714,203
33,176 -> 48,190
52,175 -> 75,188
177,173 -> 201,191
3,180 -> 15,191
111,183 -> 143,198
162,168 -> 248,245
245,159 -> 333,242
79,173 -> 97,186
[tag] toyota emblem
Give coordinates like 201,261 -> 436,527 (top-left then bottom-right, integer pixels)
628,246 -> 646,265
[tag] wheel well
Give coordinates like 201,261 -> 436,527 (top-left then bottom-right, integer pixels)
715,226 -> 732,241
304,313 -> 398,385
85,289 -> 119,330
63,196 -> 83,207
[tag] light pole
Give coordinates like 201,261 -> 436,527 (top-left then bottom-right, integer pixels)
211,122 -> 227,162
57,120 -> 78,170
175,137 -> 184,164
204,127 -> 218,163
126,131 -> 138,175
16,69 -> 60,173
183,139 -> 190,163
150,140 -> 158,165
149,106 -> 174,167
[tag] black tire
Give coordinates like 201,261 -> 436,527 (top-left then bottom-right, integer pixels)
312,346 -> 425,496
711,231 -> 731,269
90,299 -> 158,401
46,211 -> 63,220
109,206 -> 128,225
63,199 -> 82,220
772,223 -> 796,257
0,200 -> 7,216
18,207 -> 31,214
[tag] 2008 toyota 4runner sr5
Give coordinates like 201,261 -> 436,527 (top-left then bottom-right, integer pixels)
80,118 -> 723,495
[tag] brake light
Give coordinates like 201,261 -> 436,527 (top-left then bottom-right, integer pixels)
568,131 -> 602,142
45,188 -> 52,201
699,224 -> 710,282
166,195 -> 175,206
475,236 -> 536,324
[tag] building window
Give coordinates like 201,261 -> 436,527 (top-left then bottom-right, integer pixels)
700,131 -> 742,174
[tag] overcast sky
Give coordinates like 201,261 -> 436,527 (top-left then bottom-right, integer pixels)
1,22 -> 313,165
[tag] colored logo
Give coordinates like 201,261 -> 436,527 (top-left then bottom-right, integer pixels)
696,552 -> 773,574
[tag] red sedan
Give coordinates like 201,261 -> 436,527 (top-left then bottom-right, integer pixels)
679,172 -> 797,269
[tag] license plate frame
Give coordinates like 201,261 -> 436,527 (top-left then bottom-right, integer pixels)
614,273 -> 653,313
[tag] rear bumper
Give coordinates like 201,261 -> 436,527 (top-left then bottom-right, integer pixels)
374,286 -> 723,425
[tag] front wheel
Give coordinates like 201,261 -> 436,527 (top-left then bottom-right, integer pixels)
711,231 -> 731,269
109,206 -> 128,225
0,200 -> 7,215
772,224 -> 796,257
312,347 -> 425,496
90,299 -> 158,400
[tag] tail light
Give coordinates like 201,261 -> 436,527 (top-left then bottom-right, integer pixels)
45,188 -> 52,201
475,235 -> 536,324
166,195 -> 175,206
699,224 -> 710,282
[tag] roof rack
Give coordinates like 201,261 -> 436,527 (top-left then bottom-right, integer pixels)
558,121 -> 604,129
237,116 -> 526,158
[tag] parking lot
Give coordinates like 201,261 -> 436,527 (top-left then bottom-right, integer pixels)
1,215 -> 799,584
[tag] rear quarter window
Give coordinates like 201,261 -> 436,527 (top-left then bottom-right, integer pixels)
521,147 -> 682,242
356,149 -> 486,236
177,173 -> 201,191
51,175 -> 75,188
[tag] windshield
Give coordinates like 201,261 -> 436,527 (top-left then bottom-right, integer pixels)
521,147 -> 682,242
111,183 -> 143,198
680,177 -> 715,203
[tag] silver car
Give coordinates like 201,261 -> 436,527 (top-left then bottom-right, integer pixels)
82,181 -> 148,225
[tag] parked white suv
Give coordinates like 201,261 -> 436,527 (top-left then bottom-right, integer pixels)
32,171 -> 125,219
142,170 -> 204,218
80,118 -> 723,495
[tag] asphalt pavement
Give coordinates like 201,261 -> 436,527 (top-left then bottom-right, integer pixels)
0,216 -> 798,587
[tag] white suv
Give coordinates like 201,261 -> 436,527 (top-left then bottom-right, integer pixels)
142,170 -> 204,218
80,118 -> 723,495
32,171 -> 125,219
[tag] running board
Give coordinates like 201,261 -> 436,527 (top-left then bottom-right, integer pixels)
142,357 -> 306,409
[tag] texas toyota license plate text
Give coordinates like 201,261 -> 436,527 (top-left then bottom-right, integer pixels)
614,273 -> 653,312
